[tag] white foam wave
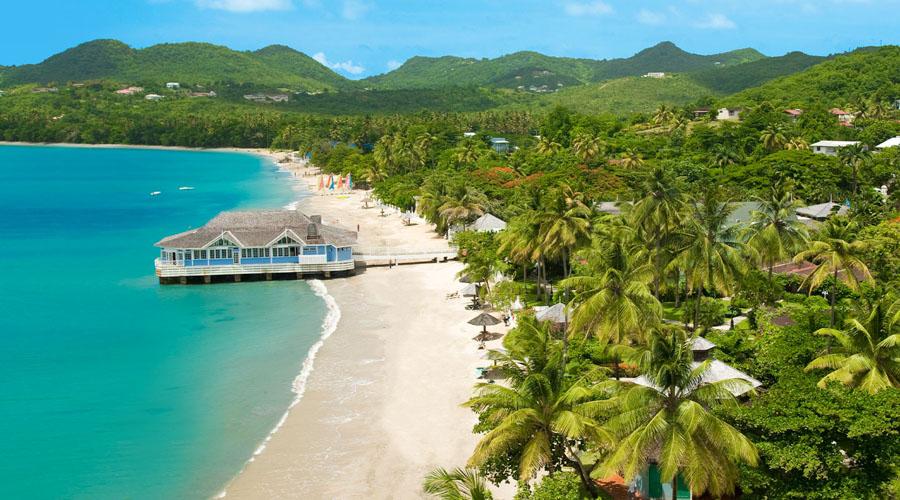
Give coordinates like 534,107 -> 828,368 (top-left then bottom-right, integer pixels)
216,279 -> 340,498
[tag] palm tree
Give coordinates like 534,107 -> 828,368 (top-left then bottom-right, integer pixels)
414,132 -> 437,169
499,213 -> 547,301
599,328 -> 758,498
785,136 -> 809,151
423,467 -> 492,500
710,143 -> 741,174
537,186 -> 592,280
794,217 -> 871,326
620,149 -> 645,169
571,132 -> 605,163
464,321 -> 606,495
837,143 -> 871,195
806,294 -> 900,393
561,229 -> 661,347
456,139 -> 483,166
363,162 -> 386,188
674,188 -> 747,328
439,188 -> 486,230
652,105 -> 675,127
760,124 -> 788,151
629,166 -> 686,297
744,185 -> 809,285
536,136 -> 563,155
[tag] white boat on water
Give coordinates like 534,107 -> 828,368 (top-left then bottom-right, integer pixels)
178,186 -> 195,191
150,191 -> 162,196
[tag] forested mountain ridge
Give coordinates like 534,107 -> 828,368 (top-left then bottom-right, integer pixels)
364,42 -> 767,90
0,39 -> 351,91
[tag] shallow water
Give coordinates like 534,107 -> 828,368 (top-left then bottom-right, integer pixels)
0,145 -> 325,499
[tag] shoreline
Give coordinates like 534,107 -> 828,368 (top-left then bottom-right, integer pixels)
222,158 -> 514,498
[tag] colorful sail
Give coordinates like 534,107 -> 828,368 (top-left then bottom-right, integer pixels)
318,175 -> 324,191
346,173 -> 353,190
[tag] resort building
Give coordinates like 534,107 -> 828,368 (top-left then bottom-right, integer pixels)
155,210 -> 357,284
643,72 -> 666,78
796,201 -> 849,221
810,140 -> 860,156
876,136 -> 900,149
166,82 -> 180,90
145,94 -> 164,101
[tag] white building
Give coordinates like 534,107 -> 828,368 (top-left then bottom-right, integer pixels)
145,94 -> 164,101
716,108 -> 741,121
643,72 -> 666,78
467,213 -> 507,233
810,140 -> 860,156
166,82 -> 180,90
876,136 -> 900,150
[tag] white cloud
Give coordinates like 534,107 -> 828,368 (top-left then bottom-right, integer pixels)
341,0 -> 370,20
386,59 -> 402,71
695,13 -> 736,29
637,9 -> 665,25
563,1 -> 612,17
313,52 -> 365,75
195,0 -> 291,12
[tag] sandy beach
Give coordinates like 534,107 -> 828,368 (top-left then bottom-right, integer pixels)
222,158 -> 512,499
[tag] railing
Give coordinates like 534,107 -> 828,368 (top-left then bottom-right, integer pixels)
155,258 -> 354,277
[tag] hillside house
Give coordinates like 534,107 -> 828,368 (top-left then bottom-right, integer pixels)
115,86 -> 144,95
144,94 -> 164,101
490,137 -> 511,154
692,108 -> 710,118
189,91 -> 217,98
463,132 -> 477,138
643,72 -> 666,78
796,201 -> 849,221
784,108 -> 803,119
166,82 -> 180,90
810,140 -> 860,156
716,107 -> 741,121
32,87 -> 58,93
830,108 -> 854,125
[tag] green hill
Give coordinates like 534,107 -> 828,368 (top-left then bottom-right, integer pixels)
0,39 -> 350,91
722,45 -> 900,107
510,74 -> 715,114
689,51 -> 826,94
364,42 -> 765,90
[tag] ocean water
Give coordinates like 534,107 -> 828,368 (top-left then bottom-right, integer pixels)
0,145 -> 328,499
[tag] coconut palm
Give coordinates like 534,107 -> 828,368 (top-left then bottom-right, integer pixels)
620,149 -> 645,169
760,124 -> 788,151
499,212 -> 549,301
561,229 -> 661,347
536,136 -> 563,155
571,132 -> 605,163
674,188 -> 747,328
744,185 -> 809,285
598,328 -> 758,497
439,188 -> 486,230
363,162 -> 386,188
456,139 -> 484,166
785,136 -> 809,151
464,322 -> 607,495
794,217 -> 871,326
414,132 -> 437,169
423,467 -> 492,500
629,166 -> 686,297
806,294 -> 900,393
652,105 -> 675,126
710,143 -> 741,174
837,143 -> 871,195
537,186 -> 592,279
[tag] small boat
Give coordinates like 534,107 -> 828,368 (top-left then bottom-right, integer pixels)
150,191 -> 162,196
178,186 -> 195,191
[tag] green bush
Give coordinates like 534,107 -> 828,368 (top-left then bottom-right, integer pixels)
515,472 -> 592,500
681,297 -> 728,329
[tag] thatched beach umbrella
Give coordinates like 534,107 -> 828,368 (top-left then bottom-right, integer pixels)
468,312 -> 501,334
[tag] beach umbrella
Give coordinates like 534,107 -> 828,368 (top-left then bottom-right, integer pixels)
535,303 -> 571,325
318,175 -> 324,191
460,283 -> 478,297
459,273 -> 472,284
510,296 -> 524,312
468,312 -> 501,334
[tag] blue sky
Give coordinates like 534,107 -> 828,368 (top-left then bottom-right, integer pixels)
2,0 -> 898,78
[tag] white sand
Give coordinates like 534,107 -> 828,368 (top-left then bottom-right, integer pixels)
223,160 -> 514,498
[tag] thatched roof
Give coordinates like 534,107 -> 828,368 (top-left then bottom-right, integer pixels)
690,337 -> 716,351
468,312 -> 501,327
534,303 -> 571,325
155,210 -> 357,249
623,360 -> 762,397
468,213 -> 507,232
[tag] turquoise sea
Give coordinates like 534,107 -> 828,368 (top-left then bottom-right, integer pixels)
0,145 -> 327,499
